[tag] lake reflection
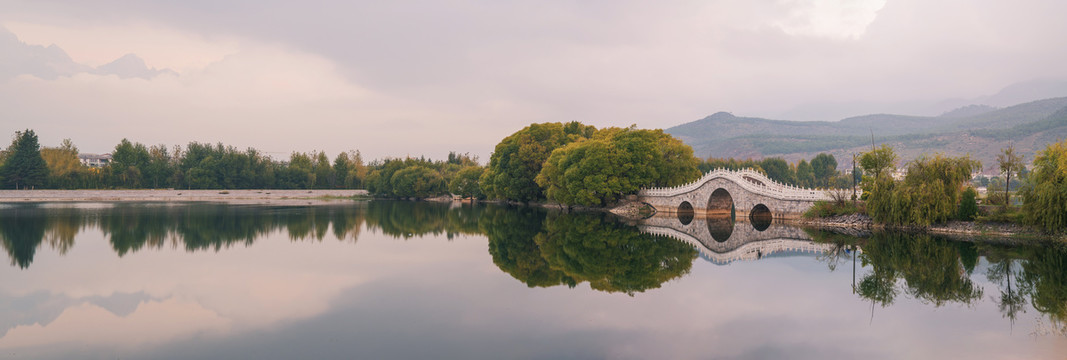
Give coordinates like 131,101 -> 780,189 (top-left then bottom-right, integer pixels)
0,201 -> 1065,359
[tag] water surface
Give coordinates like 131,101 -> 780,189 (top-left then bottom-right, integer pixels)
1,201 -> 1065,359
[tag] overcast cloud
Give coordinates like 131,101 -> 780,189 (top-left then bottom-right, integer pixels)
1,0 -> 1066,159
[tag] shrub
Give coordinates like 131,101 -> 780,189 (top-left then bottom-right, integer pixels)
957,187 -> 978,221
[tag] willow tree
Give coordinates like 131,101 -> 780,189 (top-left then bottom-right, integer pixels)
1021,140 -> 1067,232
866,154 -> 981,226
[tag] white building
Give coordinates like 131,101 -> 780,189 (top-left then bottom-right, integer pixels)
78,153 -> 112,168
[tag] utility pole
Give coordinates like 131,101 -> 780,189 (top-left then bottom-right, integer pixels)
851,152 -> 858,201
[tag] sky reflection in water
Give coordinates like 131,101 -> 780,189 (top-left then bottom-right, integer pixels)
0,201 -> 1065,359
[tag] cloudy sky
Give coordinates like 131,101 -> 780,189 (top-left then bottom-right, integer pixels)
2,0 -> 1066,160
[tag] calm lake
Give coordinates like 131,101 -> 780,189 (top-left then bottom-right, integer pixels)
1,201 -> 1065,359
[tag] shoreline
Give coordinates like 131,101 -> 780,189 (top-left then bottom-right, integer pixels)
796,213 -> 1063,243
0,189 -> 369,203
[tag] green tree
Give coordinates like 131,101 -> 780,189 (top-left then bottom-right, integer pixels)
344,151 -> 367,189
41,139 -> 81,189
760,157 -> 795,185
536,127 -> 699,207
144,144 -> 174,188
996,143 -> 1025,207
860,144 -> 898,179
796,159 -> 814,187
446,151 -> 478,166
866,154 -> 981,226
313,151 -> 334,189
810,153 -> 838,187
333,152 -> 350,189
1,130 -> 50,189
391,165 -> 446,198
958,187 -> 978,221
481,122 -> 596,202
288,152 -> 315,189
109,139 -> 151,188
1020,140 -> 1067,232
449,166 -> 485,199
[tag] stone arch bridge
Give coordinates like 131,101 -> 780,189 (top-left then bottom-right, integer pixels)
639,168 -> 832,220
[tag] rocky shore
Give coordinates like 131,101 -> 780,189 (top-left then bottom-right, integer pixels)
799,212 -> 1057,242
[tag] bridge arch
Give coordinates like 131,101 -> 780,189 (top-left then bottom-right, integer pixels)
677,201 -> 694,225
750,204 -> 772,231
708,188 -> 733,217
707,217 -> 733,243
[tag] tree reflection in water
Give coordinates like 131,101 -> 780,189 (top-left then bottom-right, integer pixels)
483,206 -> 577,288
534,212 -> 697,295
0,205 -> 48,269
3,202 -> 1067,326
484,207 -> 698,294
806,227 -> 1067,335
1018,242 -> 1067,335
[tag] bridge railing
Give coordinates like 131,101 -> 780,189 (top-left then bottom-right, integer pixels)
639,168 -> 832,201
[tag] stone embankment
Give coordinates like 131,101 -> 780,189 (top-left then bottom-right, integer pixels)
609,200 -> 655,219
926,220 -> 1039,239
800,213 -> 1055,241
797,213 -> 874,237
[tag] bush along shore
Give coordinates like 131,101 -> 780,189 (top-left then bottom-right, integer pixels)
797,140 -> 1067,242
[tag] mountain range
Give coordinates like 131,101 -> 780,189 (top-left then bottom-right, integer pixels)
666,96 -> 1067,174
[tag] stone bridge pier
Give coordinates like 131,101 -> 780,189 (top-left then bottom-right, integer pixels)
639,168 -> 831,220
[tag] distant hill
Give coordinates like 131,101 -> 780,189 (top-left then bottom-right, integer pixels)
666,97 -> 1067,174
938,104 -> 997,118
776,79 -> 1067,121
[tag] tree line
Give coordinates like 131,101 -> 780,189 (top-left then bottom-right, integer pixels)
0,129 -> 374,190
0,126 -> 865,208
846,139 -> 1067,233
362,121 -> 702,206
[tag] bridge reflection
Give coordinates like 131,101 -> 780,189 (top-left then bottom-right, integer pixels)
637,214 -> 833,265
